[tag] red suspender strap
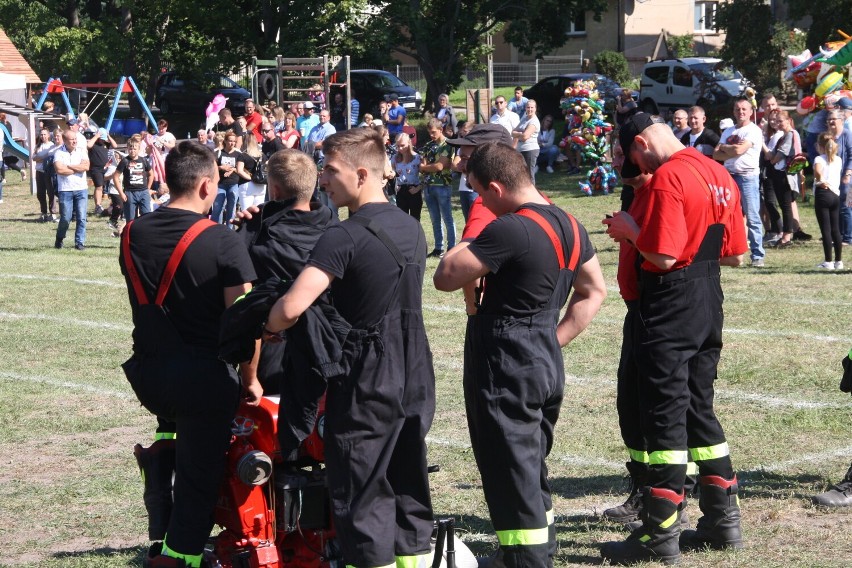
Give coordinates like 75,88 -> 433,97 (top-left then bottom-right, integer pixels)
154,219 -> 217,306
121,220 -> 150,305
566,213 -> 581,272
517,208 -> 581,271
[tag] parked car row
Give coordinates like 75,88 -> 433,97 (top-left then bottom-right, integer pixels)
154,59 -> 749,128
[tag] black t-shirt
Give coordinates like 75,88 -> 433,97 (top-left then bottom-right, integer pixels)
262,137 -> 286,158
89,143 -> 109,169
216,120 -> 245,139
217,149 -> 242,186
468,203 -> 595,316
308,202 -> 426,327
238,152 -> 257,176
116,156 -> 151,190
119,207 -> 257,350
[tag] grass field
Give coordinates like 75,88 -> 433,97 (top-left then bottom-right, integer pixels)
1,165 -> 851,568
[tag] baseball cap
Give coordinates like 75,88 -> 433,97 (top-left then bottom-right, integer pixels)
66,118 -> 80,126
303,101 -> 315,109
97,127 -> 108,141
618,112 -> 666,178
387,93 -> 399,102
445,123 -> 513,147
837,97 -> 852,110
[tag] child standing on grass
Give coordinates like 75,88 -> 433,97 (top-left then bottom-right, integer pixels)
813,132 -> 843,270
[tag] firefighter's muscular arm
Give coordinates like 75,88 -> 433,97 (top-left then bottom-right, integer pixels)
266,266 -> 335,332
226,283 -> 263,406
556,254 -> 606,347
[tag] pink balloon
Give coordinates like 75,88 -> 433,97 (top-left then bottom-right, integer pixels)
205,94 -> 228,118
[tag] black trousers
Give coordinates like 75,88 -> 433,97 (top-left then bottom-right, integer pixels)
396,185 -> 423,221
767,167 -> 794,233
464,311 -> 563,568
125,352 -> 240,556
617,301 -> 644,454
324,320 -> 435,567
636,262 -> 733,492
815,187 -> 842,262
36,171 -> 57,215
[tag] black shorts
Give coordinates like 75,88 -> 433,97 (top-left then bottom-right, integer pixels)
89,168 -> 105,187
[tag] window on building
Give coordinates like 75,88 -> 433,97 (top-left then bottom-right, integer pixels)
567,12 -> 586,36
694,1 -> 718,32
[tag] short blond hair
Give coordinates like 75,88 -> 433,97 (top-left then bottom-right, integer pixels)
266,149 -> 317,202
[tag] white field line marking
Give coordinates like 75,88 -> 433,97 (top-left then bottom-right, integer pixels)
0,371 -> 134,400
564,373 -> 849,410
754,445 -> 852,473
4,370 -> 849,475
0,274 -> 125,288
0,311 -> 132,332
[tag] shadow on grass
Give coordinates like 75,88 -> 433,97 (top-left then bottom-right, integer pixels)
51,544 -> 146,563
738,468 -> 827,500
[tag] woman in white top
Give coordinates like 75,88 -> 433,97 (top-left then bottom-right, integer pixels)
512,99 -> 540,183
761,109 -> 795,247
32,127 -> 57,221
813,132 -> 843,269
536,115 -> 559,174
393,132 -> 422,220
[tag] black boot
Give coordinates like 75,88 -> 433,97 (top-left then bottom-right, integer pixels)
600,487 -> 683,565
813,462 -> 852,507
134,439 -> 176,541
679,475 -> 743,551
602,461 -> 647,523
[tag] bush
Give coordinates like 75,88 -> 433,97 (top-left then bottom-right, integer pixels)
668,34 -> 696,58
593,50 -> 631,85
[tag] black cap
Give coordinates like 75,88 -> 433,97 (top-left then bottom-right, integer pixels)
618,112 -> 666,178
446,123 -> 513,147
388,93 -> 399,102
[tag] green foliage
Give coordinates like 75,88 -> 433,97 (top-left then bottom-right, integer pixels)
593,50 -> 630,85
788,0 -> 852,53
714,0 -> 797,92
667,33 -> 696,58
371,0 -> 608,112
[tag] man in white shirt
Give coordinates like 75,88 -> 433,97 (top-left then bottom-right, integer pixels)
490,95 -> 520,133
714,97 -> 766,266
54,129 -> 91,250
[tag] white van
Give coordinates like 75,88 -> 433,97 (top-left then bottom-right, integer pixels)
639,57 -> 748,115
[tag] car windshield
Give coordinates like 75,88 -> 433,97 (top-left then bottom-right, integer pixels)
366,73 -> 406,89
688,62 -> 742,81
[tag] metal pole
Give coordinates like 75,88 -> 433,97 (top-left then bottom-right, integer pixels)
487,32 -> 494,104
535,59 -> 539,84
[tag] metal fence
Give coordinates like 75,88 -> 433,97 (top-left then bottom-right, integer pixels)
357,55 -> 586,92
215,54 -> 587,99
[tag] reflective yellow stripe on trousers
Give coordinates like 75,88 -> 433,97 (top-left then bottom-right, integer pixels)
647,450 -> 689,465
689,442 -> 729,462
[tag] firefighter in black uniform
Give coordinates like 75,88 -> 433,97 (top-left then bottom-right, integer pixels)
601,114 -> 748,565
120,141 -> 257,568
434,142 -> 607,568
265,128 -> 436,568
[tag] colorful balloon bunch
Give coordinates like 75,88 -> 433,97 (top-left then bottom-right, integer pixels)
578,164 -> 618,196
786,30 -> 852,116
558,80 -> 613,166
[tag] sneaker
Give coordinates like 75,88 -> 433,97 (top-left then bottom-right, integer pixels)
751,258 -> 765,268
836,261 -> 845,270
776,239 -> 794,249
107,220 -> 118,231
793,229 -> 813,241
427,249 -> 444,259
54,240 -> 63,249
51,214 -> 59,223
94,205 -> 104,216
546,166 -> 555,174
817,261 -> 835,270
764,234 -> 782,247
74,243 -> 85,251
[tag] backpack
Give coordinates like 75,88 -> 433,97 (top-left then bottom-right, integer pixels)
251,156 -> 267,184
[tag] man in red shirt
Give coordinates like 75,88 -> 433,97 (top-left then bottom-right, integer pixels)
243,99 -> 264,144
601,113 -> 747,565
